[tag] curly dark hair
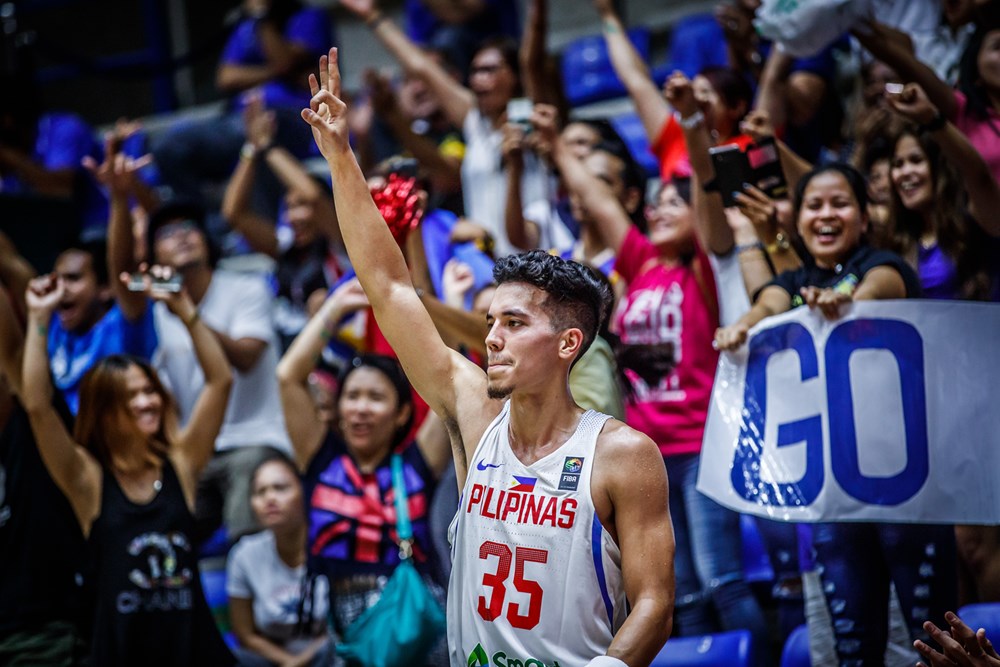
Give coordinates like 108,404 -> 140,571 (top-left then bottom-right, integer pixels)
492,250 -> 613,366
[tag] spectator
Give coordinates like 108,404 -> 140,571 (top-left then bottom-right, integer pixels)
227,452 -> 333,667
221,95 -> 347,349
153,0 -> 332,221
403,0 -> 520,79
0,286 -> 85,666
276,281 -> 451,665
504,118 -> 634,257
884,83 -> 1000,300
21,268 -> 235,666
593,0 -> 754,181
714,163 -> 955,667
0,71 -> 106,239
915,610 -> 1000,667
341,0 -> 548,258
113,199 -> 293,542
855,17 -> 1000,183
540,102 -> 769,659
361,64 -> 466,216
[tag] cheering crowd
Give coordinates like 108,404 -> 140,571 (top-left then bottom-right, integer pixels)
1,0 -> 999,665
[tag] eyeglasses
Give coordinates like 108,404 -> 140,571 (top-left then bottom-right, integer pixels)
154,219 -> 198,242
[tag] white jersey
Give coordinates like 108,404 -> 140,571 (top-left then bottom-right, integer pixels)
447,403 -> 627,667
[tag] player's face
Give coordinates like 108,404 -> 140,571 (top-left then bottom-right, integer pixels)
484,283 -> 562,399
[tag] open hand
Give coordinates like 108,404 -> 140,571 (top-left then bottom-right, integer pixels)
243,92 -> 277,150
734,183 -> 778,232
442,258 -> 475,307
327,277 -> 370,316
916,611 -> 1000,666
301,48 -> 351,161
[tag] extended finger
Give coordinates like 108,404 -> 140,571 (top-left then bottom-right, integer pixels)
318,53 -> 329,93
913,639 -> 954,667
328,47 -> 341,98
946,613 -> 984,656
977,628 -> 999,659
925,620 -> 975,662
309,72 -> 320,98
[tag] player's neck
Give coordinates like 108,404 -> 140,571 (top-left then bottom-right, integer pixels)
506,390 -> 583,464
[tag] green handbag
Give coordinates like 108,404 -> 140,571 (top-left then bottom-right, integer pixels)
335,454 -> 446,667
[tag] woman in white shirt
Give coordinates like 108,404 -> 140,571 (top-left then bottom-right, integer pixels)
227,453 -> 332,667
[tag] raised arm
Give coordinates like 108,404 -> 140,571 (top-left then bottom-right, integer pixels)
740,110 -> 813,196
597,425 -> 675,665
0,230 -> 36,319
665,71 -> 734,255
22,275 -> 102,528
84,138 -> 151,323
520,0 -> 557,106
301,49 -> 494,479
367,70 -> 463,195
341,0 -> 475,128
888,83 -> 1000,237
153,270 -> 233,481
277,278 -> 370,471
853,21 -> 957,121
593,0 -> 669,143
501,123 -> 538,251
0,287 -> 24,397
221,99 -> 281,257
539,105 -> 631,252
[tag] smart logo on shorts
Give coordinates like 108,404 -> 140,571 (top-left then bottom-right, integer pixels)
467,643 -> 563,667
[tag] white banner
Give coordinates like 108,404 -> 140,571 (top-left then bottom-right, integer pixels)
697,300 -> 1000,524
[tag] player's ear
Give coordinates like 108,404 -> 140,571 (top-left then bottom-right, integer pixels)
557,328 -> 584,363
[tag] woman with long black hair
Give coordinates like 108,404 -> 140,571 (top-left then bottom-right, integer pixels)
22,268 -> 234,666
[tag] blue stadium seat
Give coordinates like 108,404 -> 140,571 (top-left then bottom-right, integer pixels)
741,513 -> 775,584
609,112 -> 659,178
780,624 -> 811,667
958,603 -> 1000,640
651,629 -> 754,666
198,525 -> 230,559
561,28 -> 650,107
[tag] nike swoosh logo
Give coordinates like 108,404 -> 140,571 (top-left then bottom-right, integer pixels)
476,459 -> 502,471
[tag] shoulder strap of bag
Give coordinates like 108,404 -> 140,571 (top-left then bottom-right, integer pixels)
391,454 -> 414,560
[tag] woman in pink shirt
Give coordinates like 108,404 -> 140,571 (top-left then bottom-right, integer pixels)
544,105 -> 769,657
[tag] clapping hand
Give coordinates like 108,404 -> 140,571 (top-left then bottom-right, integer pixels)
243,92 -> 277,151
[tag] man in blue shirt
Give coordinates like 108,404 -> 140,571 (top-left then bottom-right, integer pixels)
45,240 -> 157,414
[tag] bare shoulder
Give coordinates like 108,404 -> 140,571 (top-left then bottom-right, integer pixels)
595,418 -> 664,469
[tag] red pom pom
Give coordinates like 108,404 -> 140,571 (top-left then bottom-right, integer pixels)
371,174 -> 424,246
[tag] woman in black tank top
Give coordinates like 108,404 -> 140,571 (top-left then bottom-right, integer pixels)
21,269 -> 236,666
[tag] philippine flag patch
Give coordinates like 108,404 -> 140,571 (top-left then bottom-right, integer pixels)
508,475 -> 537,493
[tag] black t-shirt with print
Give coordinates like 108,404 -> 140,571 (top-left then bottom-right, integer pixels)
766,244 -> 922,306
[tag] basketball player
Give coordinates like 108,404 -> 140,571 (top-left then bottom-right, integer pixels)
302,48 -> 675,667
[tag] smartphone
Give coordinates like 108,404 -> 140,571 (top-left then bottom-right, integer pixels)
506,97 -> 533,131
746,137 -> 788,200
126,272 -> 183,293
885,82 -> 905,95
709,144 -> 750,207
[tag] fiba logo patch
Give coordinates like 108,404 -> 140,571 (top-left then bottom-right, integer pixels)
558,457 -> 584,491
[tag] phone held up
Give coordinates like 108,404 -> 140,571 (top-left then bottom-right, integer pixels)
126,272 -> 183,293
708,137 -> 788,207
